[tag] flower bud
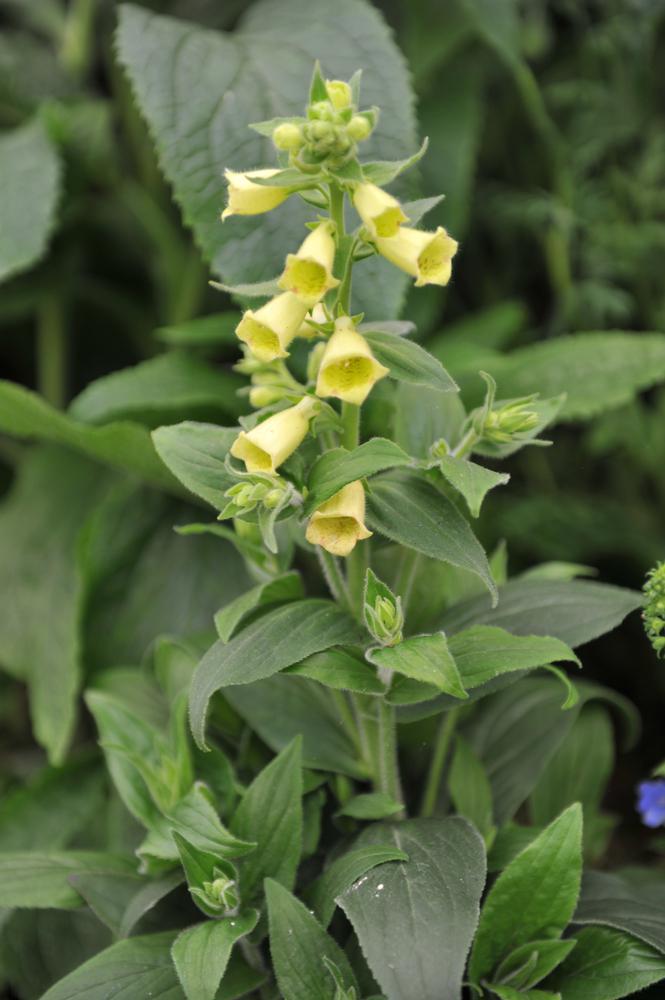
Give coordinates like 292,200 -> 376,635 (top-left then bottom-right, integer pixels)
644,561 -> 665,658
315,317 -> 389,405
230,396 -> 319,473
201,873 -> 239,913
249,384 -> 287,408
222,168 -> 290,220
279,222 -> 340,306
347,115 -> 372,142
308,101 -> 335,121
236,292 -> 309,362
353,182 -> 409,239
375,226 -> 458,287
305,480 -> 372,557
326,79 -> 353,110
481,402 -> 539,444
273,122 -> 303,152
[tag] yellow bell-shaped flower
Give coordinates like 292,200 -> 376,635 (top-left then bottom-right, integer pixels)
222,168 -> 290,220
278,223 -> 340,306
353,182 -> 409,239
316,317 -> 389,405
376,226 -> 458,287
230,396 -> 318,474
306,480 -> 372,557
235,292 -> 309,362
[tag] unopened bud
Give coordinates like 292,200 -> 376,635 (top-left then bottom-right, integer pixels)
429,438 -> 450,460
326,79 -> 353,110
347,115 -> 372,141
249,384 -> 286,408
308,101 -> 335,121
307,341 -> 326,383
644,561 -> 665,658
273,122 -> 303,151
479,401 -> 539,444
363,568 -> 404,646
202,874 -> 239,912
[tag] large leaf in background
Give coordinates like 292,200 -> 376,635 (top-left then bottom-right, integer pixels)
0,447 -> 111,763
366,470 -> 497,601
305,845 -> 409,928
116,0 -> 418,319
338,817 -> 486,1000
0,381 -> 177,491
152,422 -> 238,510
440,578 -> 642,648
189,601 -> 364,748
545,927 -> 665,1000
573,872 -> 665,956
69,352 -> 244,426
0,119 -> 61,281
0,852 -> 135,909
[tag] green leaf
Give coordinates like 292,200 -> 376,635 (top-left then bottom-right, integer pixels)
436,454 -> 510,517
338,818 -> 486,1000
484,332 -> 665,422
155,311 -> 241,348
304,439 -> 412,515
305,845 -> 408,928
337,792 -> 404,820
489,988 -> 561,1000
449,735 -> 494,841
118,871 -> 183,938
116,0 -> 418,319
189,600 -> 364,749
361,137 -> 429,186
0,852 -> 135,909
266,880 -> 358,1000
171,913 -> 258,1000
0,118 -> 61,281
573,871 -> 665,956
214,572 -> 304,642
40,931 -> 184,999
69,352 -> 243,426
225,675 -> 367,777
67,871 -> 147,937
450,625 -> 579,688
231,737 -> 303,899
366,470 -> 497,602
369,633 -> 468,697
468,804 -> 583,984
488,824 -> 542,873
440,579 -> 642,649
152,421 -> 238,510
363,330 -> 458,393
394,384 -> 467,459
494,938 -> 576,991
286,647 -> 385,695
545,927 -> 665,999
0,381 -> 178,491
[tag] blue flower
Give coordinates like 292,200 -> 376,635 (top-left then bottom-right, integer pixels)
637,780 -> 665,828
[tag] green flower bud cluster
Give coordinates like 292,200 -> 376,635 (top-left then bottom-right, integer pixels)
191,866 -> 239,916
222,475 -> 289,518
477,398 -> 540,445
366,593 -> 404,646
643,561 -> 665,658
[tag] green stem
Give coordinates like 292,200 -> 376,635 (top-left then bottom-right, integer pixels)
393,548 -> 422,619
375,698 -> 403,808
316,547 -> 351,610
328,182 -> 346,239
451,427 -> 479,459
60,0 -> 96,79
341,400 -> 360,450
37,291 -> 67,409
420,708 -> 459,818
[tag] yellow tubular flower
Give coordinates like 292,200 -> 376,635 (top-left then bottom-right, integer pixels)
278,223 -> 340,305
235,293 -> 309,362
222,169 -> 290,220
230,396 -> 318,474
376,226 -> 459,287
316,318 -> 389,405
353,182 -> 409,239
306,480 -> 372,557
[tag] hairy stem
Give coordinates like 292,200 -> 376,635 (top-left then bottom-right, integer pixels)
37,291 -> 67,409
420,708 -> 459,818
316,547 -> 351,610
375,698 -> 403,809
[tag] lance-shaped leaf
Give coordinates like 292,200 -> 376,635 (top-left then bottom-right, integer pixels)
214,572 -> 304,642
436,453 -> 510,517
305,844 -> 409,928
368,633 -> 468,697
152,421 -> 238,509
0,852 -> 136,910
544,926 -> 665,999
189,600 -> 364,749
363,330 -> 458,393
361,137 -> 429,186
304,439 -> 412,515
573,871 -> 665,956
172,913 -> 259,1000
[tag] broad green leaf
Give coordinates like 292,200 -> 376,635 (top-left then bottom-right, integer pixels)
485,332 -> 665,421
440,579 -> 642,649
119,871 -> 185,938
305,844 -> 409,928
40,931 -> 184,999
155,311 -> 241,348
468,804 -> 583,984
0,382 -> 178,490
189,600 -> 364,749
545,926 -> 665,999
573,871 -> 665,956
266,879 -> 359,1000
0,447 -> 112,763
436,454 -> 510,517
393,384 -> 467,459
465,678 -> 580,824
361,137 -> 429,186
490,988 -> 560,1000
171,913 -> 258,1000
337,792 -> 403,820
69,352 -> 243,425
231,737 -> 303,899
116,1 -> 418,319
488,823 -> 542,873
339,817 -> 486,1000
449,626 -> 579,688
363,330 -> 458,392
366,470 -> 497,601
225,675 -> 367,777
0,118 -> 61,281
369,633 -> 468,697
0,852 -> 135,909
286,647 -> 385,695
304,439 -> 412,515
214,572 -> 304,642
152,421 -> 238,509
67,871 -> 146,937
494,938 -> 576,991
449,735 -> 494,841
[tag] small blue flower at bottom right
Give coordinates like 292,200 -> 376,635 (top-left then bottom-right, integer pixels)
637,779 -> 665,827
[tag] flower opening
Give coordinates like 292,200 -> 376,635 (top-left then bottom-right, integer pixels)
230,396 -> 318,473
279,223 -> 339,305
353,182 -> 408,239
236,292 -> 309,362
376,225 -> 458,286
315,318 -> 389,405
306,480 -> 372,557
222,168 -> 290,220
